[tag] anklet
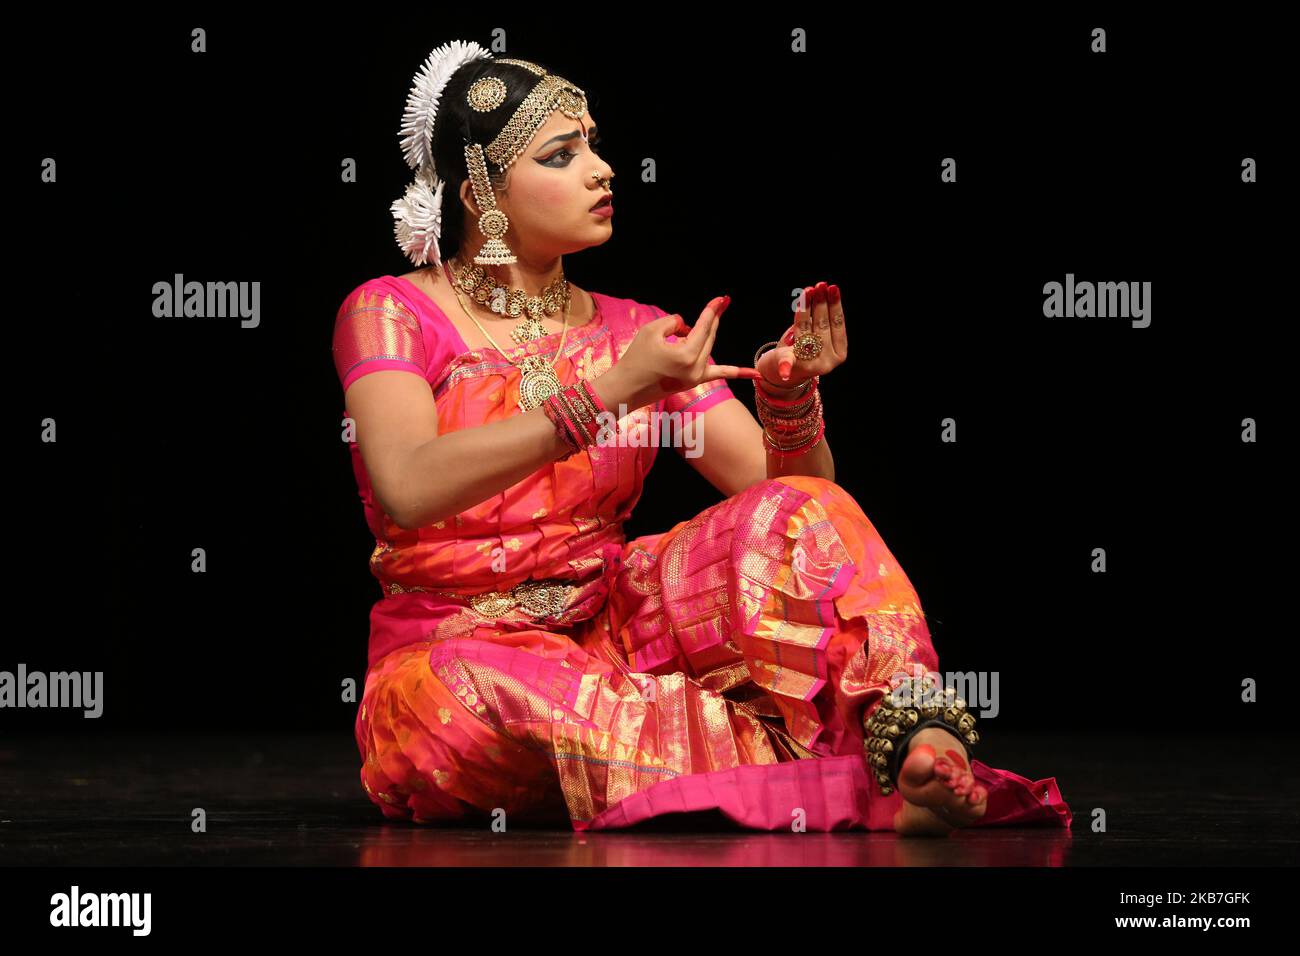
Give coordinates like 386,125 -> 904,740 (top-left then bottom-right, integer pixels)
863,674 -> 979,796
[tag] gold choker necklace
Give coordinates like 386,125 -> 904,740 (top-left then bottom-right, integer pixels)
448,258 -> 571,347
442,259 -> 571,413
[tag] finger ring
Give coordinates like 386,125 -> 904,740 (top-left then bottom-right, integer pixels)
791,332 -> 822,361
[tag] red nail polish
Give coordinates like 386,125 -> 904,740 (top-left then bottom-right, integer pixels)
778,361 -> 791,380
828,284 -> 840,303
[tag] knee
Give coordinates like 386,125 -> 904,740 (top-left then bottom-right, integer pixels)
755,475 -> 887,563
766,474 -> 843,498
761,475 -> 860,522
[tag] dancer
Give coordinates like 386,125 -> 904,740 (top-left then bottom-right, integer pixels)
332,41 -> 1071,835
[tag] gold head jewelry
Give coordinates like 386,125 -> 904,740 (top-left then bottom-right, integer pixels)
462,58 -> 588,265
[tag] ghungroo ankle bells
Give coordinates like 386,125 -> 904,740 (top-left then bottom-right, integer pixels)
863,674 -> 980,796
392,42 -> 590,268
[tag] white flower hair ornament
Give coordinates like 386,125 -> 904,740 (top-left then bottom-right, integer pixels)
390,39 -> 493,267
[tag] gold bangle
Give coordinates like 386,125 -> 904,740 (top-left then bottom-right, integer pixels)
755,376 -> 813,400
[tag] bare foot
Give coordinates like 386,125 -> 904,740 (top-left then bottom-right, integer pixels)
892,726 -> 988,836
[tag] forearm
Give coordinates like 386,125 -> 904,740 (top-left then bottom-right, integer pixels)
396,367 -> 635,529
766,433 -> 834,481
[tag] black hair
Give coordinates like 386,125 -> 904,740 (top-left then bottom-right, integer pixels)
428,57 -> 578,265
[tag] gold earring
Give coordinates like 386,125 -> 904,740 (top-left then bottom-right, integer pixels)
465,143 -> 516,265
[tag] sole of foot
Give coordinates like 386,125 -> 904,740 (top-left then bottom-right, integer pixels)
891,729 -> 988,836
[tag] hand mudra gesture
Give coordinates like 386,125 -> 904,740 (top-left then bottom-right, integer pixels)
614,295 -> 762,410
754,282 -> 847,389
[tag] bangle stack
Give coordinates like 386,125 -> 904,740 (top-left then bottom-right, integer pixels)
753,341 -> 825,458
753,378 -> 824,459
540,379 -> 610,460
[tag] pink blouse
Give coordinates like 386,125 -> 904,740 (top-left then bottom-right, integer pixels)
331,274 -> 737,668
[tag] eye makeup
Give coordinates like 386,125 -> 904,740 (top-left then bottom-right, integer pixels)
536,128 -> 602,166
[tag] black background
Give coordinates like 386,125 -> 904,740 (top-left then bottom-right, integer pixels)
12,10 -> 1288,737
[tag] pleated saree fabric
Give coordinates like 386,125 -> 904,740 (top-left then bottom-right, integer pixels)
331,275 -> 1072,831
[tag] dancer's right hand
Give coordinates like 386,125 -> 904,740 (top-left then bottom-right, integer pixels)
605,296 -> 761,411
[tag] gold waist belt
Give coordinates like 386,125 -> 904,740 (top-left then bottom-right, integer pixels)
431,578 -> 578,621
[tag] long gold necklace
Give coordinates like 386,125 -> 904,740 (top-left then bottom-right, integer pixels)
443,259 -> 570,413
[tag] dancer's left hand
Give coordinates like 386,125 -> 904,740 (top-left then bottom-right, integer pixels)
754,282 -> 846,390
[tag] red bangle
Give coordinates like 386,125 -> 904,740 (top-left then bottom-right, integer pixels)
763,417 -> 825,457
579,377 -> 609,416
575,378 -> 610,445
542,394 -> 583,457
558,383 -> 600,445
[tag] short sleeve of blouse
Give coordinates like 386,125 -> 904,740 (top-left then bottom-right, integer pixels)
332,281 -> 430,393
643,302 -> 737,417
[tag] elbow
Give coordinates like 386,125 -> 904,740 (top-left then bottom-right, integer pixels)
390,501 -> 423,531
388,442 -> 446,531
381,492 -> 418,532
391,497 -> 447,532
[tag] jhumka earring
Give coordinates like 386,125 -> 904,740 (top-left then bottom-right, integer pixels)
464,142 -> 515,265
464,74 -> 514,264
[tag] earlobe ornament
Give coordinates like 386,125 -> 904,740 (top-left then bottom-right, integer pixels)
464,142 -> 516,265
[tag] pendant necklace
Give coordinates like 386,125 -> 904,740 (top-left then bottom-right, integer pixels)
442,258 -> 571,413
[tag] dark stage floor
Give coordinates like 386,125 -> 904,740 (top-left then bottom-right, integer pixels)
1,732 -> 1294,867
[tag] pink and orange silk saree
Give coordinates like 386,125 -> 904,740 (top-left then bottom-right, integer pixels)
331,274 -> 1072,831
